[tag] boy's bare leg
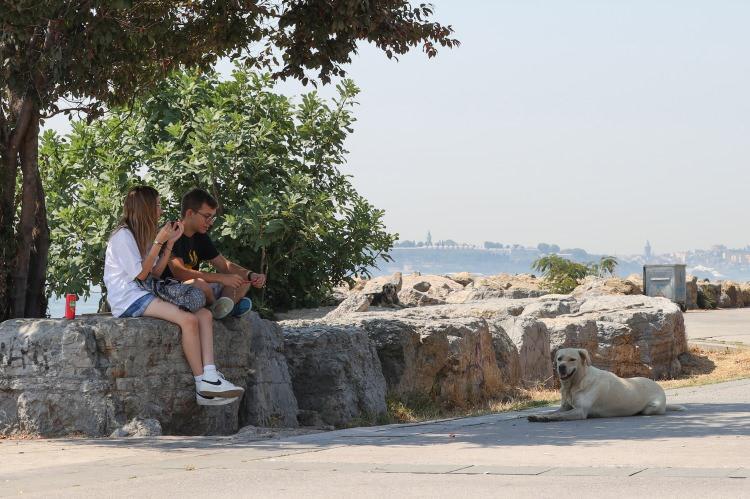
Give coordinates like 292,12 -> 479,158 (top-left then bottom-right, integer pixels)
220,268 -> 252,303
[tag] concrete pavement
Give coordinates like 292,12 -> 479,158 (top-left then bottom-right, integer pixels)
684,308 -> 750,349
2,379 -> 749,498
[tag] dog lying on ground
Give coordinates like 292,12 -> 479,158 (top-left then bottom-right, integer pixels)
527,348 -> 686,422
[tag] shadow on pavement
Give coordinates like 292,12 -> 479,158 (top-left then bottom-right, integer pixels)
49,401 -> 749,453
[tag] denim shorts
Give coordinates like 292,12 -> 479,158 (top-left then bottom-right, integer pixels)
120,293 -> 157,318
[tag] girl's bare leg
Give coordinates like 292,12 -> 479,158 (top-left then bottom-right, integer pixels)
195,308 -> 215,366
143,298 -> 203,376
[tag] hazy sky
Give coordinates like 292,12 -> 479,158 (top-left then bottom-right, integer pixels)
47,1 -> 750,255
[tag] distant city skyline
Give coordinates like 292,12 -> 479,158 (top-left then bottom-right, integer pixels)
44,1 -> 750,255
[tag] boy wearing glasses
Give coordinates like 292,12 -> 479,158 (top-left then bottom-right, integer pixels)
164,188 -> 266,319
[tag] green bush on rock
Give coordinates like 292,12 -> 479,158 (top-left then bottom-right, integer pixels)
41,68 -> 396,315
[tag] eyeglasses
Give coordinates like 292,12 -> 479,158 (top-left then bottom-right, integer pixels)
196,211 -> 217,223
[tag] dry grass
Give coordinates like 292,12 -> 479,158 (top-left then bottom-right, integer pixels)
659,346 -> 750,390
386,347 -> 750,424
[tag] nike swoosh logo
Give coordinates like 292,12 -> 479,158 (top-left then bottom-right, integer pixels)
202,379 -> 222,386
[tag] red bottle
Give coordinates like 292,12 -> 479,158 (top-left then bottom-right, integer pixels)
65,294 -> 77,319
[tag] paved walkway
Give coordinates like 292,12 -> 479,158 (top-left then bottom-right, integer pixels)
684,308 -> 750,348
3,379 -> 749,498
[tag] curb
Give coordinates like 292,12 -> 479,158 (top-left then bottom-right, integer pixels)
688,340 -> 750,353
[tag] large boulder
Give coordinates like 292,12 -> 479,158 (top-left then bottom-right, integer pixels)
572,276 -> 642,297
446,273 -> 547,303
399,274 -> 464,304
720,281 -> 743,308
740,283 -> 750,309
0,314 -> 298,437
282,326 -> 387,427
572,295 -> 687,379
359,315 -> 511,407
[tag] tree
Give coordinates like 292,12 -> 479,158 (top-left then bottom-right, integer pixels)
532,255 -> 619,294
537,243 -> 560,254
0,1 -> 457,320
42,68 -> 396,314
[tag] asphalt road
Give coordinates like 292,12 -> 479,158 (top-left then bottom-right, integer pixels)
684,308 -> 750,346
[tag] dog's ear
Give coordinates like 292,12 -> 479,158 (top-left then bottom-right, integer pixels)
578,349 -> 591,366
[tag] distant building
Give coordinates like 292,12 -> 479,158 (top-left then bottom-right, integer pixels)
644,240 -> 652,261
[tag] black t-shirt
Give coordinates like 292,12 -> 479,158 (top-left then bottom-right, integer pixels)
162,232 -> 219,280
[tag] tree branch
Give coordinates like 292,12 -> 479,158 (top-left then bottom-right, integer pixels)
41,105 -> 99,119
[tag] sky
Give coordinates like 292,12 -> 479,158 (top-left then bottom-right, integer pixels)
45,0 -> 750,255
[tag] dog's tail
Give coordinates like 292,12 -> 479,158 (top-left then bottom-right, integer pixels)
666,404 -> 687,412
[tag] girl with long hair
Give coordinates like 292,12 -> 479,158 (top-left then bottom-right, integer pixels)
104,186 -> 244,406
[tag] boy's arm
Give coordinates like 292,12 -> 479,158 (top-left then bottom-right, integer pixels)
210,254 -> 266,287
168,256 -> 225,284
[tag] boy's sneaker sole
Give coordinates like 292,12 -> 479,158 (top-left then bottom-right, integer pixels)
196,392 -> 239,406
210,296 -> 234,320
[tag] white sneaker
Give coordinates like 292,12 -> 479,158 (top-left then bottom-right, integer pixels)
197,371 -> 245,398
210,297 -> 234,319
196,392 -> 239,406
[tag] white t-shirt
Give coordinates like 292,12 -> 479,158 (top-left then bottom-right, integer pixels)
104,228 -> 154,317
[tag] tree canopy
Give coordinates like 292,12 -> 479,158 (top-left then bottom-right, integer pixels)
41,68 -> 396,314
0,0 -> 457,320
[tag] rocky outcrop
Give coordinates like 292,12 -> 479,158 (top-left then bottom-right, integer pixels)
572,276 -> 642,297
282,326 -> 387,427
0,314 -> 298,437
2,272 -> 692,437
110,417 -> 162,438
400,274 -> 464,302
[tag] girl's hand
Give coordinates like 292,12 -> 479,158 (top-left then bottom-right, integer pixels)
156,222 -> 174,244
168,221 -> 184,244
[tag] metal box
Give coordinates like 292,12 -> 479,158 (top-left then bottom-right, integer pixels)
643,264 -> 687,310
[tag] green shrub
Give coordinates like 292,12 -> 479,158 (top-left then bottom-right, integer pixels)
532,255 -> 618,294
41,68 -> 396,315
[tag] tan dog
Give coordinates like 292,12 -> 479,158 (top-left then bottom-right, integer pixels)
528,348 -> 685,422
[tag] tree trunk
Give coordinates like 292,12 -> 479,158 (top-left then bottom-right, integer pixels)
0,94 -> 48,320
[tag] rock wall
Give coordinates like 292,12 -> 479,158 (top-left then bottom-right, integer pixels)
0,314 -> 298,437
1,273 -> 691,437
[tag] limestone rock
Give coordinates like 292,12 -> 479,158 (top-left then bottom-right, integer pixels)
447,273 -> 547,303
282,326 -> 387,427
397,288 -> 446,308
239,314 -> 300,429
401,274 -> 464,301
447,272 -> 475,286
573,295 -> 687,379
572,276 -> 642,297
358,315 -> 510,407
720,281 -> 743,308
739,283 -> 750,309
497,316 -> 552,387
110,417 -> 162,438
0,314 -> 298,437
324,293 -> 372,320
